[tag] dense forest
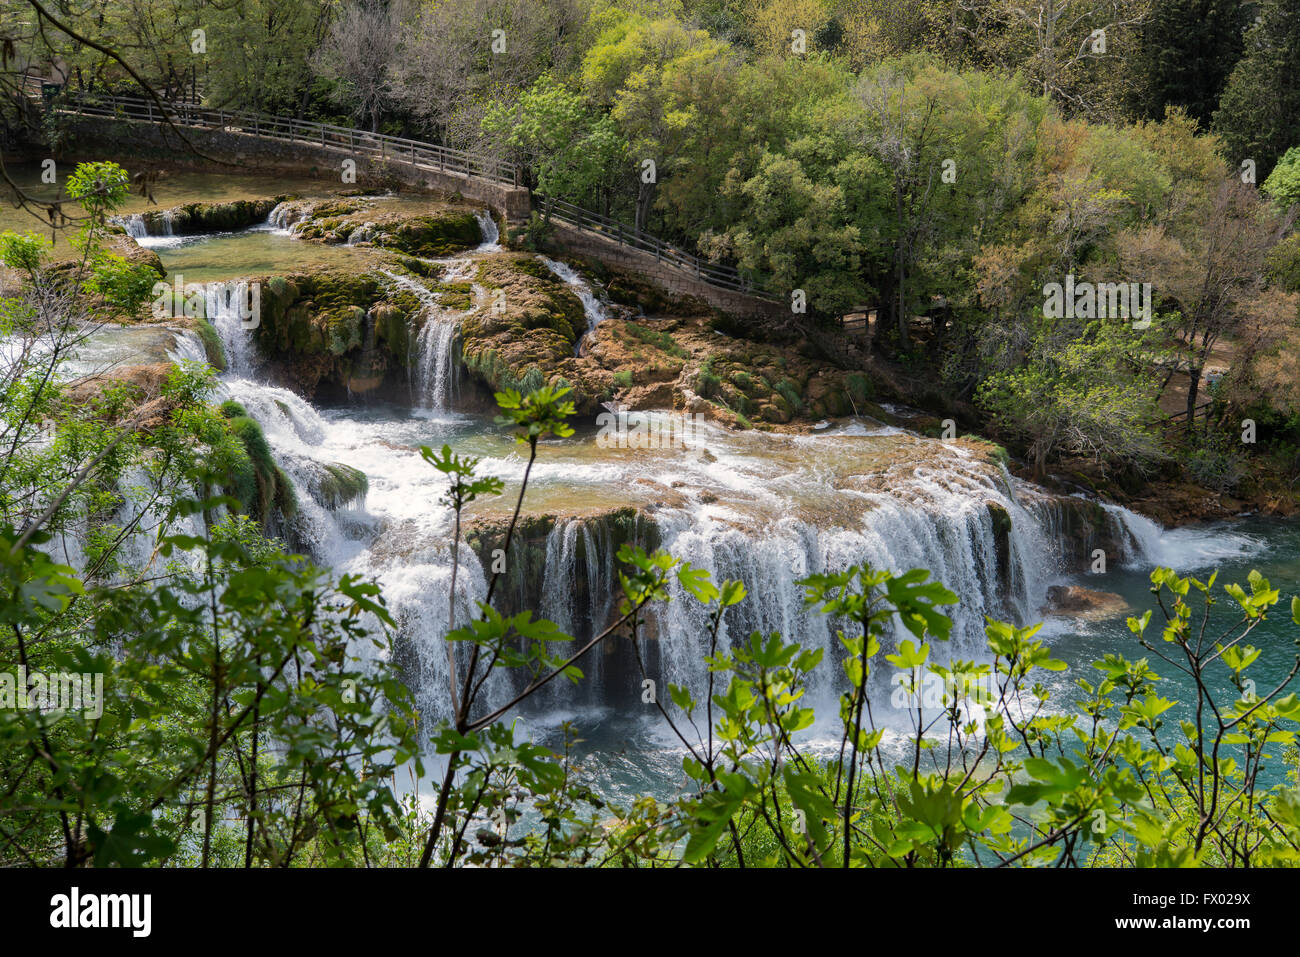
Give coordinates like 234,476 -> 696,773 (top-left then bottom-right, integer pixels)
1,0 -> 1300,872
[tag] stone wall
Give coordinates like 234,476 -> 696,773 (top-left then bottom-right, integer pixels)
61,115 -> 532,220
547,221 -> 787,321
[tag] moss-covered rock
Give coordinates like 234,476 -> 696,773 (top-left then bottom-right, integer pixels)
139,197 -> 283,235
219,402 -> 297,528
252,269 -> 423,396
288,198 -> 482,256
382,212 -> 481,257
459,253 -> 597,409
193,318 -> 226,371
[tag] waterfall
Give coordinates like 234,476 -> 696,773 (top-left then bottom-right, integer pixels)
1098,501 -> 1259,571
513,440 -> 1267,710
381,269 -> 464,413
204,281 -> 261,377
475,209 -> 500,251
537,518 -> 618,702
265,200 -> 307,235
167,328 -> 211,365
216,373 -> 510,721
123,214 -> 147,238
346,222 -> 377,246
539,257 -> 607,346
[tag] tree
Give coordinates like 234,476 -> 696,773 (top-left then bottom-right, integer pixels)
956,0 -> 1151,120
1214,0 -> 1300,179
581,11 -> 738,235
978,319 -> 1165,475
313,0 -> 406,132
709,145 -> 878,315
1117,177 -> 1284,428
1263,146 -> 1300,212
1131,0 -> 1247,127
391,0 -> 588,149
481,74 -> 627,210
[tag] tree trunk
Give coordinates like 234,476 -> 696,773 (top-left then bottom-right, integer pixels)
1185,364 -> 1201,434
635,179 -> 655,236
895,184 -> 909,347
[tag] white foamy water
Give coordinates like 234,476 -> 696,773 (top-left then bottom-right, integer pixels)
380,268 -> 473,413
474,209 -> 500,251
539,256 -> 608,347
48,248 -> 1268,727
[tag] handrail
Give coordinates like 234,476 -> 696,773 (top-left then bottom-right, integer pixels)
535,195 -> 777,299
56,92 -> 778,302
60,93 -> 520,187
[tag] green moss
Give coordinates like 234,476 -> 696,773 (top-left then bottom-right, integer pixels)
436,281 -> 474,311
381,212 -> 481,257
613,370 -> 633,389
510,256 -> 555,281
624,320 -> 688,358
223,413 -> 293,528
194,318 -> 226,371
315,463 -> 368,509
141,198 -> 279,236
774,380 -> 803,413
695,357 -> 722,399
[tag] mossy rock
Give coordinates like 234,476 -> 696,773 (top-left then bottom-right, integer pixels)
380,212 -> 481,257
140,197 -> 282,235
310,463 -> 369,510
220,409 -> 296,527
458,254 -> 596,407
194,319 -> 226,371
250,269 -> 423,395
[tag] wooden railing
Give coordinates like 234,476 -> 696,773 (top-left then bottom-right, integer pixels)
61,93 -> 520,187
534,196 -> 776,300
56,93 -> 778,302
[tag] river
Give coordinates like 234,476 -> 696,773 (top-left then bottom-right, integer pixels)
46,202 -> 1300,807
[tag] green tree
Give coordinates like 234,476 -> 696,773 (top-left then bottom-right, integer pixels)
1214,0 -> 1300,178
1132,0 -> 1247,126
482,74 -> 627,211
977,319 -> 1165,475
1263,146 -> 1300,211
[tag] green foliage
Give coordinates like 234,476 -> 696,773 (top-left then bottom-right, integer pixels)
483,74 -> 627,204
1263,146 -> 1300,209
65,161 -> 130,227
1214,0 -> 1300,177
0,231 -> 50,279
82,253 -> 160,321
977,320 -> 1165,475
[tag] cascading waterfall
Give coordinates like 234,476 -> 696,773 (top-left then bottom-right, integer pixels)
381,268 -> 468,413
523,441 -> 1242,711
537,518 -> 619,702
204,281 -> 260,376
539,256 -> 608,348
346,223 -> 377,246
123,214 -> 147,239
215,359 -> 506,719
264,200 -> 308,235
475,209 -> 500,250
53,309 -> 1265,732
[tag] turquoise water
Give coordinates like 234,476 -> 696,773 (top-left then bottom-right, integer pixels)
511,517 -> 1300,806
